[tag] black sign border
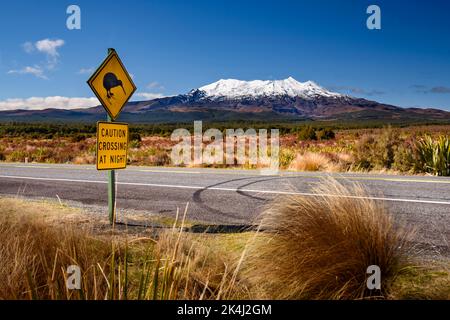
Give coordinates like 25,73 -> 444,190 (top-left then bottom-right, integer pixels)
87,50 -> 137,121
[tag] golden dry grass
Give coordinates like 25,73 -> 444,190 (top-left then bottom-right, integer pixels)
0,199 -> 247,300
73,155 -> 95,165
0,186 -> 448,300
289,152 -> 330,171
246,179 -> 412,299
0,213 -> 113,299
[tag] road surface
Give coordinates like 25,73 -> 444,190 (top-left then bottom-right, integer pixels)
0,163 -> 449,256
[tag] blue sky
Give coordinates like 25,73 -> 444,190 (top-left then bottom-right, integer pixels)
0,0 -> 449,110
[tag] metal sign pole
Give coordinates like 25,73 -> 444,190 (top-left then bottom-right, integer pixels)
107,115 -> 116,225
107,48 -> 116,226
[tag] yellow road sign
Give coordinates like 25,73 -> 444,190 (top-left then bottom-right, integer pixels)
96,122 -> 129,170
87,50 -> 136,120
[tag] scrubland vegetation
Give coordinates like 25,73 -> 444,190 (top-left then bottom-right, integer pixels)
0,179 -> 448,300
0,123 -> 449,175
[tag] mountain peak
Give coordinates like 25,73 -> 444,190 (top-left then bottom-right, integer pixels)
196,77 -> 342,100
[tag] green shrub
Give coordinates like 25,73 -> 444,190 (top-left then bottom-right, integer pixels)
279,149 -> 295,168
376,127 -> 400,169
316,128 -> 335,141
298,126 -> 317,141
353,134 -> 376,170
355,133 -> 450,175
353,127 -> 401,170
415,136 -> 450,176
149,151 -> 171,166
392,142 -> 415,173
32,147 -> 54,163
129,133 -> 142,148
7,150 -> 29,162
70,134 -> 86,143
130,132 -> 142,142
129,140 -> 141,149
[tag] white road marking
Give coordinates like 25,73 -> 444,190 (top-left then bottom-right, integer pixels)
1,163 -> 450,183
11,165 -> 52,169
1,174 -> 450,205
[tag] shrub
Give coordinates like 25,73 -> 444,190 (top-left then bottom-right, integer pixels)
353,127 -> 401,170
130,132 -> 142,142
129,140 -> 141,149
353,134 -> 376,170
126,132 -> 142,149
32,147 -> 54,163
392,139 -> 416,173
298,126 -> 317,141
279,149 -> 295,168
70,134 -> 87,143
7,150 -> 30,162
316,128 -> 335,141
247,179 -> 411,299
415,136 -> 450,176
377,127 -> 400,169
148,150 -> 171,166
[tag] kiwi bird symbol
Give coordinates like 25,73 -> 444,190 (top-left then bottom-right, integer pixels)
103,72 -> 126,101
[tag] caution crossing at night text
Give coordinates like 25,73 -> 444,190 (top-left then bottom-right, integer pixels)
96,122 -> 129,170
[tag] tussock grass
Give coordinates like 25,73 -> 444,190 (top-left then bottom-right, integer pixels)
0,213 -> 113,299
246,179 -> 412,299
0,202 -> 247,300
289,152 -> 332,171
1,185 -> 448,300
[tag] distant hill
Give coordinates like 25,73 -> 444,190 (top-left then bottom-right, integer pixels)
1,77 -> 449,124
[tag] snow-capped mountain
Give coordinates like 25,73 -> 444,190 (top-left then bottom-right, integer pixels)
195,77 -> 343,100
1,77 -> 449,123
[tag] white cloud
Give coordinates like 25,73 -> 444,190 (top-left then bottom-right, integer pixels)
0,97 -> 99,111
134,82 -> 166,101
134,92 -> 165,100
9,39 -> 65,80
147,81 -> 164,90
8,66 -> 48,79
16,39 -> 65,73
77,67 -> 95,75
35,39 -> 65,58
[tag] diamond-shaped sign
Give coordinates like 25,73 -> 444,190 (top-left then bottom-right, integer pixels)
87,49 -> 136,120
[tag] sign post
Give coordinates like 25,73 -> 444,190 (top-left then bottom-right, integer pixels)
107,115 -> 115,224
108,150 -> 116,224
87,48 -> 136,225
107,48 -> 116,225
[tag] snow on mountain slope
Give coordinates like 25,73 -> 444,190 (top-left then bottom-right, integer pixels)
197,77 -> 343,100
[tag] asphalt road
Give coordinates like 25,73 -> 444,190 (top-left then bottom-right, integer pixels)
0,163 -> 449,255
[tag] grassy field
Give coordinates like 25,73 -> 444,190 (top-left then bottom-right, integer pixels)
0,179 -> 448,300
1,123 -> 449,175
